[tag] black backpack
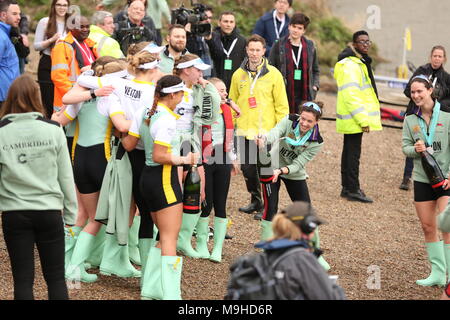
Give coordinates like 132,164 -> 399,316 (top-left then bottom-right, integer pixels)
225,247 -> 306,300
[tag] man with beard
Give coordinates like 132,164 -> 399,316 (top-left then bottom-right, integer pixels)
334,30 -> 381,203
51,15 -> 98,113
159,24 -> 188,74
205,11 -> 246,90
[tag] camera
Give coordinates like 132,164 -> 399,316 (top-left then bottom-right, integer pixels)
120,26 -> 146,41
171,1 -> 212,37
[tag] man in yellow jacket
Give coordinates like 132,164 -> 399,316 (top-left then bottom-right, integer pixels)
51,16 -> 97,113
229,34 -> 289,220
89,11 -> 123,58
334,30 -> 382,203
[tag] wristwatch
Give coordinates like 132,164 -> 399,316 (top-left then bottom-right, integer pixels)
226,98 -> 232,105
90,88 -> 96,100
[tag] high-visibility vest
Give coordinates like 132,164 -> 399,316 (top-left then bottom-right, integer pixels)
334,56 -> 382,134
50,33 -> 97,111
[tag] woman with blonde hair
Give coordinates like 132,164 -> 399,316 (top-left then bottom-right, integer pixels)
171,53 -> 221,258
0,75 -> 77,299
251,201 -> 345,300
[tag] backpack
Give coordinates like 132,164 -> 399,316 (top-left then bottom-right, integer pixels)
225,247 -> 306,300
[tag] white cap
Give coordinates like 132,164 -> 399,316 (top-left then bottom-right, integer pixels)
176,58 -> 210,71
138,60 -> 160,70
161,82 -> 192,94
141,42 -> 165,54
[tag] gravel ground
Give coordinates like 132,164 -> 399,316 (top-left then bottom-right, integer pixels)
0,92 -> 445,300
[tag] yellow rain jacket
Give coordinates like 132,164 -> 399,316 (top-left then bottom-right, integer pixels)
229,58 -> 289,139
334,54 -> 382,134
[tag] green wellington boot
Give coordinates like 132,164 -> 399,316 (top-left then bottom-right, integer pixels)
129,216 -> 141,265
416,241 -> 447,287
445,244 -> 450,281
209,217 -> 228,263
161,256 -> 183,300
100,234 -> 141,278
65,231 -> 98,283
85,225 -> 106,269
260,219 -> 273,241
312,228 -> 331,272
65,226 -> 82,270
139,238 -> 154,287
141,247 -> 163,300
195,217 -> 211,259
177,213 -> 201,258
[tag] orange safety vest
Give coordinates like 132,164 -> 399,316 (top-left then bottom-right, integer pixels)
50,32 -> 97,111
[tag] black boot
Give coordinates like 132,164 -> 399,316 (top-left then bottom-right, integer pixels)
345,189 -> 373,203
239,202 -> 261,214
399,176 -> 411,190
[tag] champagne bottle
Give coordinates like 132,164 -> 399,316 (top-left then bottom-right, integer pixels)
413,125 -> 445,188
183,165 -> 201,213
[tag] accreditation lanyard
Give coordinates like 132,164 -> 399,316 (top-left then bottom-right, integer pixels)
222,38 -> 238,70
292,44 -> 303,80
419,101 -> 441,148
273,10 -> 285,40
248,69 -> 262,96
73,38 -> 95,65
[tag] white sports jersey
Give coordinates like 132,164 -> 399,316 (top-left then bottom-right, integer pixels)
174,91 -> 195,133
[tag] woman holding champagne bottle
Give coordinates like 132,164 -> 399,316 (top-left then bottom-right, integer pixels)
402,75 -> 450,287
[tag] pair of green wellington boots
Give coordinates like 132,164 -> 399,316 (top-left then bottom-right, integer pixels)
195,217 -> 228,262
260,220 -> 331,271
416,241 -> 450,287
141,247 -> 183,300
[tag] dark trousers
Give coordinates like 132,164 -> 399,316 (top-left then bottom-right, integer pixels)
2,210 -> 68,300
155,29 -> 162,46
261,178 -> 310,221
403,157 -> 414,179
237,137 -> 262,207
201,151 -> 232,218
341,132 -> 363,193
37,54 -> 54,119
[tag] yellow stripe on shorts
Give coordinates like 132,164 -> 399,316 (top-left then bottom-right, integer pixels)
162,164 -> 176,204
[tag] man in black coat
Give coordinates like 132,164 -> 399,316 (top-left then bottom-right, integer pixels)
205,11 -> 247,90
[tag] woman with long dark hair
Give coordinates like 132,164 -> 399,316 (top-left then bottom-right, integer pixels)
139,74 -> 198,300
402,75 -> 450,287
0,75 -> 77,299
34,0 -> 71,118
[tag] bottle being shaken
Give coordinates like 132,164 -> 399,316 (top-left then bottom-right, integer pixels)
413,125 -> 446,189
183,164 -> 201,213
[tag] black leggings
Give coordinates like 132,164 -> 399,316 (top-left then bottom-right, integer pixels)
128,149 -> 154,239
261,178 -> 310,221
37,53 -> 54,119
201,161 -> 232,218
2,210 -> 68,300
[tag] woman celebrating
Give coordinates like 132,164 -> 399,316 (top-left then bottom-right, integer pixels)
195,77 -> 239,263
400,46 -> 450,190
255,101 -> 330,271
34,0 -> 70,118
56,57 -> 137,282
172,54 -> 221,258
0,75 -> 77,300
139,75 -> 198,300
402,75 -> 450,287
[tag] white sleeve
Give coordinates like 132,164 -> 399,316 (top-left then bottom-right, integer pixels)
151,116 -> 176,147
105,93 -> 126,118
63,103 -> 82,120
77,73 -> 114,89
33,18 -> 49,51
128,107 -> 145,138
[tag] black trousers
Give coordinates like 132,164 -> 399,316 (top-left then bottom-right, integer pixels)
261,178 -> 311,221
37,54 -> 54,119
2,210 -> 68,300
341,132 -> 363,193
201,149 -> 232,219
237,137 -> 262,207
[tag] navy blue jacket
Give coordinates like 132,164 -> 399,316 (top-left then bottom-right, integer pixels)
0,22 -> 19,102
253,10 -> 290,57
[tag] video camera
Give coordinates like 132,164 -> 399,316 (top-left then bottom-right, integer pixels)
120,26 -> 146,41
171,1 -> 212,37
